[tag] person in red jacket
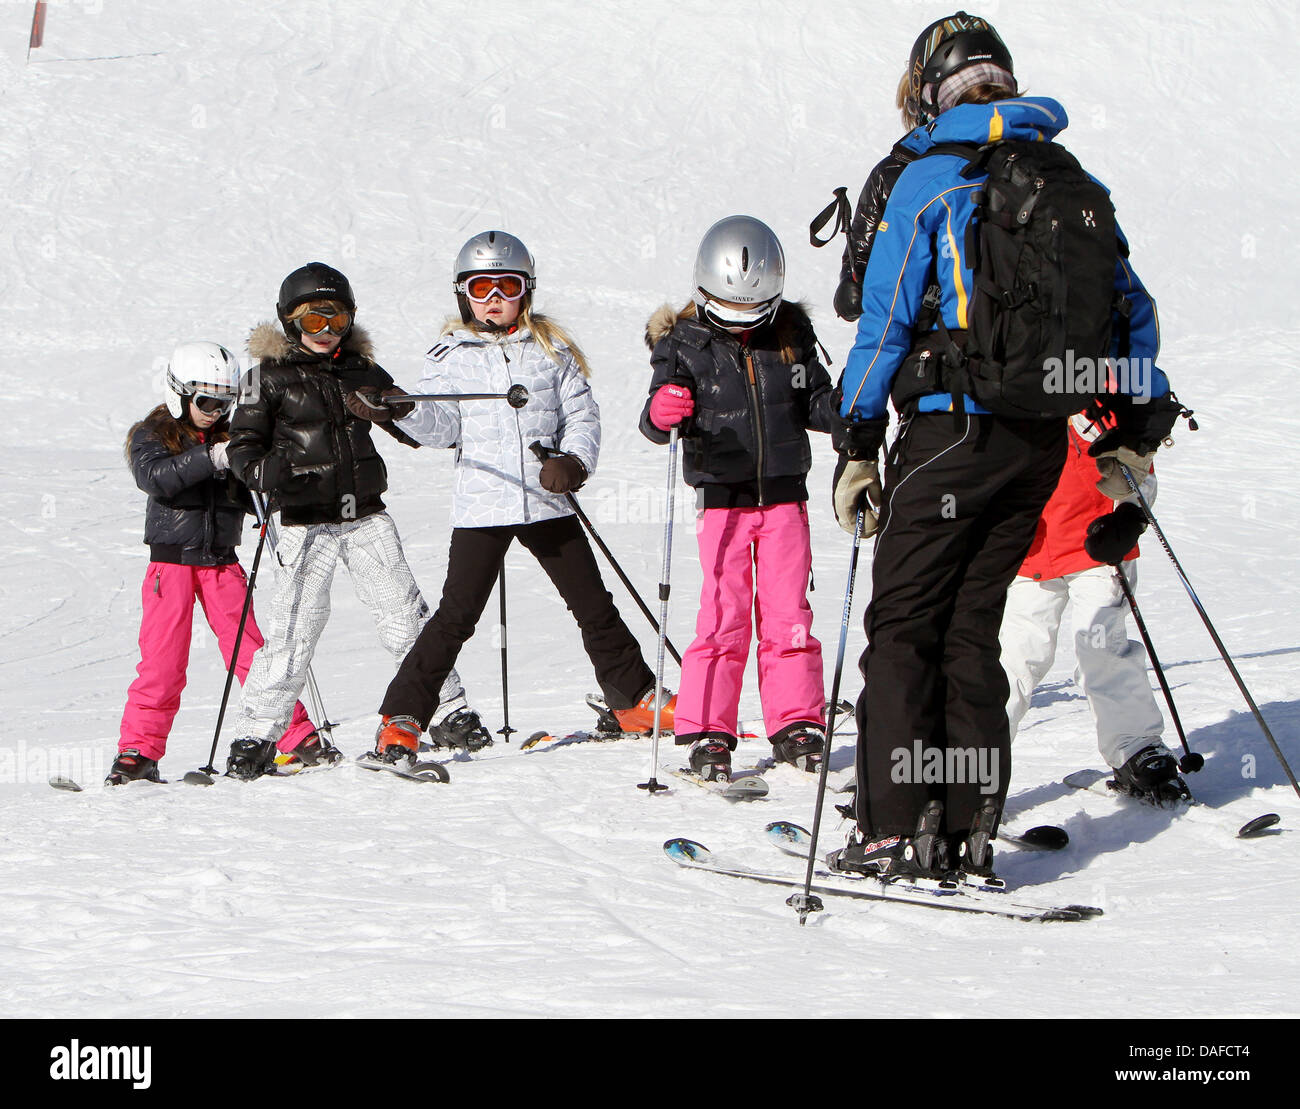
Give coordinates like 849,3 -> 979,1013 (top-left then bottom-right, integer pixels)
998,408 -> 1183,799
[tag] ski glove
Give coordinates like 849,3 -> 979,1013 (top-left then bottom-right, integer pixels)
1084,501 -> 1148,565
648,383 -> 694,431
246,452 -> 320,498
832,455 -> 882,536
208,440 -> 230,473
539,453 -> 588,494
1089,427 -> 1156,499
833,271 -> 863,322
346,386 -> 415,422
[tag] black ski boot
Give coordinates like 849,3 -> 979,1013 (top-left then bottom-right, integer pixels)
1111,744 -> 1191,806
770,723 -> 826,773
426,709 -> 493,752
955,800 -> 1003,888
105,748 -> 161,786
225,738 -> 278,781
828,801 -> 948,881
686,735 -> 734,782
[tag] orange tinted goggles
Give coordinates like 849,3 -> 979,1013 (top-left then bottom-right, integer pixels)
298,308 -> 351,335
461,273 -> 527,303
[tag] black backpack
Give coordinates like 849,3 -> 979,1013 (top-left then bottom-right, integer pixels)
924,139 -> 1128,419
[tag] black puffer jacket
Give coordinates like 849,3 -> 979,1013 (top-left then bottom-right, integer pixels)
640,301 -> 835,508
227,324 -> 418,526
129,419 -> 250,566
833,138 -> 919,321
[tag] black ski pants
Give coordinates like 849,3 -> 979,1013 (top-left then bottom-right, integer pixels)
380,514 -> 654,728
854,411 -> 1066,838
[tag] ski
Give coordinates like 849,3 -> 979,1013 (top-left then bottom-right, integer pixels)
760,821 -> 1099,914
355,754 -> 450,784
520,728 -> 629,751
663,837 -> 1099,922
669,767 -> 769,801
1064,768 -> 1280,839
49,776 -> 86,792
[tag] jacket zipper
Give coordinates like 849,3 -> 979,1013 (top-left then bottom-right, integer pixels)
501,346 -> 529,522
742,346 -> 767,506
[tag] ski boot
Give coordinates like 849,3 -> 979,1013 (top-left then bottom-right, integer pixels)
368,715 -> 422,767
770,723 -> 826,773
105,748 -> 161,786
225,738 -> 278,781
612,686 -> 677,735
274,730 -> 343,772
686,734 -> 734,782
828,801 -> 948,882
1111,744 -> 1192,806
953,800 -> 1003,889
426,709 -> 493,752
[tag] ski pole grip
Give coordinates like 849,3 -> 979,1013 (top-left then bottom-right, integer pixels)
529,440 -> 557,463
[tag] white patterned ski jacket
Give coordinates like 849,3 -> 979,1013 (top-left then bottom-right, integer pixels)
396,320 -> 600,528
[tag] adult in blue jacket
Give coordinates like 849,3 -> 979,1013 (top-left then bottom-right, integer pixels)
829,13 -> 1181,883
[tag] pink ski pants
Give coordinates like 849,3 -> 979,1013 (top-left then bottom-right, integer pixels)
676,503 -> 825,741
118,562 -> 315,760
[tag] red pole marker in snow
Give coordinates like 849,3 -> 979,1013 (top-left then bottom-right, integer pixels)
29,2 -> 47,54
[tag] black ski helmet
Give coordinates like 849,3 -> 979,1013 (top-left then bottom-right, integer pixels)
276,262 -> 356,348
905,11 -> 1014,125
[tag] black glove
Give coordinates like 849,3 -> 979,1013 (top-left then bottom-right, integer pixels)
1091,391 -> 1183,457
833,272 -> 863,322
246,453 -> 320,499
346,386 -> 415,422
539,453 -> 587,494
830,406 -> 887,461
1084,501 -> 1148,565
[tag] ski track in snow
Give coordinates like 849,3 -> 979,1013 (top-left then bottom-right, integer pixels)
1,0 -> 1298,1019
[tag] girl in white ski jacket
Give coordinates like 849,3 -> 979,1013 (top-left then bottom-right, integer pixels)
349,232 -> 671,762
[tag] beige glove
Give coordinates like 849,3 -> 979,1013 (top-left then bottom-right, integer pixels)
832,457 -> 882,537
1094,446 -> 1155,499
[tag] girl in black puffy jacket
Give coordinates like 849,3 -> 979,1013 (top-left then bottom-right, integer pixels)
111,343 -> 319,785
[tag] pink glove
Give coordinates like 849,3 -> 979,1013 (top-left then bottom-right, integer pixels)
648,384 -> 694,431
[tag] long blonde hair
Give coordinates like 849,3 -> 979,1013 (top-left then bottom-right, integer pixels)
448,302 -> 592,378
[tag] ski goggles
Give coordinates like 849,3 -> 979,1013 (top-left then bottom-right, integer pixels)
297,307 -> 352,335
193,391 -> 237,414
457,273 -> 529,303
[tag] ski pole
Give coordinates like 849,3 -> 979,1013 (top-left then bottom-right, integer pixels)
253,494 -> 337,744
529,440 -> 682,665
199,502 -> 273,775
789,509 -> 864,925
639,425 -> 679,795
1112,565 -> 1202,773
404,385 -> 529,407
496,567 -> 515,742
1120,463 -> 1299,799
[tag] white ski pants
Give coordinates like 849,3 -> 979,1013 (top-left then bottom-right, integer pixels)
999,561 -> 1165,768
230,512 -> 466,743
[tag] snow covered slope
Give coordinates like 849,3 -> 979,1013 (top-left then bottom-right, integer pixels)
1,0 -> 1297,1020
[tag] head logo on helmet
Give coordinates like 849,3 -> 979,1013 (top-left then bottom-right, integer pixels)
905,10 -> 1015,126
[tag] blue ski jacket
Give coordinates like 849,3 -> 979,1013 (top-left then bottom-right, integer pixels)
839,97 -> 1168,422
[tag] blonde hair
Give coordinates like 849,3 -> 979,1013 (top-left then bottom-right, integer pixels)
897,70 -> 919,131
446,303 -> 592,378
287,298 -> 347,321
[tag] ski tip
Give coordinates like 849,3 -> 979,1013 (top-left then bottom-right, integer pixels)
1063,768 -> 1109,789
1238,812 -> 1281,838
663,838 -> 710,863
765,820 -> 811,843
411,761 -> 451,784
521,731 -> 553,750
48,775 -> 83,792
182,771 -> 215,787
1017,824 -> 1069,850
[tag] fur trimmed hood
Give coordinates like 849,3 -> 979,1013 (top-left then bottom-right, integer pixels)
247,320 -> 375,364
644,299 -> 816,365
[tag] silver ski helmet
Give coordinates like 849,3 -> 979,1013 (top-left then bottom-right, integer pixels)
905,11 -> 1014,125
165,341 -> 241,419
453,230 -> 536,323
276,262 -> 356,348
691,215 -> 785,331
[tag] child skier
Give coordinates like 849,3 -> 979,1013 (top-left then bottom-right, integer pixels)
223,263 -> 481,779
112,342 -> 321,784
358,231 -> 672,763
1000,408 -> 1186,802
640,215 -> 836,781
830,12 -> 1183,882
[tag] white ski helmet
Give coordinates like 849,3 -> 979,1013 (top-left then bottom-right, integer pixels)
164,341 -> 241,418
691,215 -> 785,330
